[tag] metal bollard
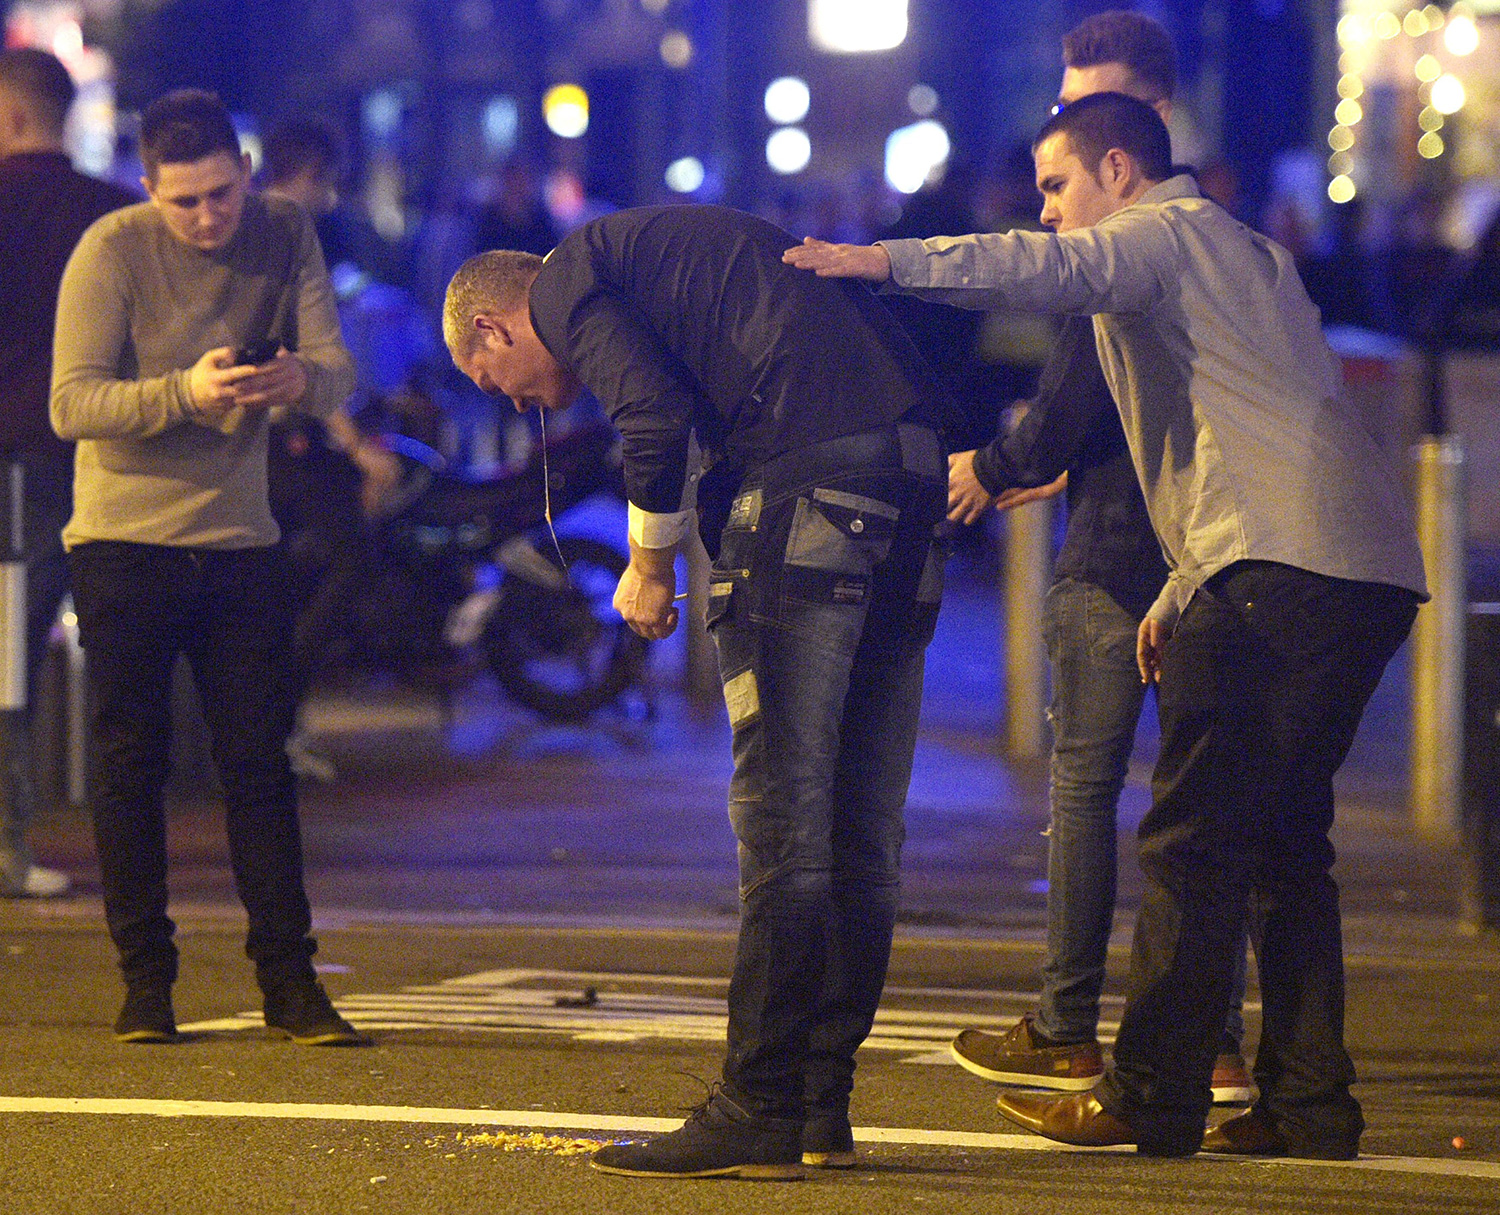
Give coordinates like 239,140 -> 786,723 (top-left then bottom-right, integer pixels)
1410,434 -> 1466,841
0,462 -> 25,715
1461,604 -> 1500,934
1001,498 -> 1052,759
61,598 -> 87,808
681,530 -> 720,709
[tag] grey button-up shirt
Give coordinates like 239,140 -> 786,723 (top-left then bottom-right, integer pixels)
882,175 -> 1427,627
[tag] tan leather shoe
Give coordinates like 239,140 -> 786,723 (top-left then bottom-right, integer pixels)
994,1090 -> 1135,1147
1201,1109 -> 1287,1155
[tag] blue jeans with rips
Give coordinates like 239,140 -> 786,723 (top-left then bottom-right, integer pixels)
1037,577 -> 1248,1051
705,425 -> 946,1122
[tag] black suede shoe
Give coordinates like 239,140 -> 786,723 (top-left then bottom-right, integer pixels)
113,984 -> 177,1044
263,977 -> 368,1046
801,1111 -> 856,1168
591,1088 -> 804,1179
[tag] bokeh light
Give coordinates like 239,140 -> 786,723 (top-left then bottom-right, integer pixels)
809,0 -> 908,53
1431,74 -> 1466,115
1328,175 -> 1356,204
907,84 -> 939,117
885,119 -> 950,194
664,156 -> 705,194
543,84 -> 589,139
660,31 -> 693,69
1445,14 -> 1479,56
764,77 -> 811,125
765,127 -> 811,175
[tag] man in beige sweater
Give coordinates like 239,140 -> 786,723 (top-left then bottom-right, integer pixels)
51,88 -> 361,1045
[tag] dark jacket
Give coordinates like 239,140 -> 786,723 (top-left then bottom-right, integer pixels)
528,205 -> 945,518
971,314 -> 1167,618
0,151 -> 136,455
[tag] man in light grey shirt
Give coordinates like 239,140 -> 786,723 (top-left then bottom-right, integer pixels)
787,91 -> 1424,1160
52,89 -> 361,1047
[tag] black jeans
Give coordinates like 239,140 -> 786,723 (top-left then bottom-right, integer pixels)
1097,560 -> 1418,1155
706,425 -> 946,1121
68,541 -> 316,989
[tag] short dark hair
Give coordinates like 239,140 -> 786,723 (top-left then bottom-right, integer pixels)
1062,10 -> 1177,103
1034,91 -> 1173,184
0,47 -> 76,136
139,89 -> 240,182
261,118 -> 340,186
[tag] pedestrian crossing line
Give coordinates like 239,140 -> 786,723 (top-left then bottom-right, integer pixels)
0,1096 -> 1494,1181
178,967 -> 1120,1054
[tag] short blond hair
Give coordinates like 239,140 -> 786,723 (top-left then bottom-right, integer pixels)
443,250 -> 545,357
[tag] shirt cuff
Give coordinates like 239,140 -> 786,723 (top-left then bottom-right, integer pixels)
1145,573 -> 1190,635
628,503 -> 694,550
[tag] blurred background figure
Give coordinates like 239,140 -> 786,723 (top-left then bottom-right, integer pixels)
472,160 -> 559,257
261,116 -> 403,780
0,46 -> 136,898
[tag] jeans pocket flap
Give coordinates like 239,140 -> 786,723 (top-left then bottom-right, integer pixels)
786,489 -> 898,572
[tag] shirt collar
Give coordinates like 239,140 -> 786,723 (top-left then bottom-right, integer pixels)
1136,174 -> 1203,206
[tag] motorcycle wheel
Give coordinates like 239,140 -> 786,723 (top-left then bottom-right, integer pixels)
482,535 -> 649,722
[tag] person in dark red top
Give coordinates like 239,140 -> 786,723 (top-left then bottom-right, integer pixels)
0,48 -> 135,897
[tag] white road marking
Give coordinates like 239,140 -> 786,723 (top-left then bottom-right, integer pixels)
178,967 -> 1122,1053
0,1096 -> 1494,1181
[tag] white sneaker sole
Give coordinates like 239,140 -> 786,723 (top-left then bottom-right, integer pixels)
948,1039 -> 1102,1090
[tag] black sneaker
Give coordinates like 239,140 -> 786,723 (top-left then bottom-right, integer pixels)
263,977 -> 368,1046
114,983 -> 177,1044
591,1088 -> 804,1179
801,1111 -> 856,1168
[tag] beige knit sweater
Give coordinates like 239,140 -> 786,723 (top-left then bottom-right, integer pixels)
51,193 -> 354,550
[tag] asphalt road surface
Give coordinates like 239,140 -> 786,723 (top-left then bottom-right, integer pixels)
3,546 -> 1497,1213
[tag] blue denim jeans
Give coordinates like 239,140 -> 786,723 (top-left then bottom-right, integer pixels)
706,425 -> 946,1121
1037,577 -> 1249,1049
68,540 -> 316,989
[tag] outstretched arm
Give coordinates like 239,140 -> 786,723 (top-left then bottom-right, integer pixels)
781,237 -> 892,282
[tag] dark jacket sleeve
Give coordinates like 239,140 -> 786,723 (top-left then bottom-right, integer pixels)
971,314 -> 1116,493
534,272 -> 710,516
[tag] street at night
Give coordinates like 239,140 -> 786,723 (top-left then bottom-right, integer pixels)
4,1 -> 1500,1210
2,555 -> 1497,1213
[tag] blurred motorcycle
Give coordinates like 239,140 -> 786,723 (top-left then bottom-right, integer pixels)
345,419 -> 650,722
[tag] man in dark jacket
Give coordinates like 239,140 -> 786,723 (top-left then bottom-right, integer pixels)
444,205 -> 948,1178
0,47 -> 135,898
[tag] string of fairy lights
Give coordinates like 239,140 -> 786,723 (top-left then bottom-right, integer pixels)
1329,1 -> 1483,203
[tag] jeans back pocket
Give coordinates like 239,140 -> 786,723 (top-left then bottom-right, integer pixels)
785,488 -> 898,574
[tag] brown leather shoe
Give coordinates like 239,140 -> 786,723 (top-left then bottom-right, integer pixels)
994,1090 -> 1135,1147
1201,1109 -> 1288,1155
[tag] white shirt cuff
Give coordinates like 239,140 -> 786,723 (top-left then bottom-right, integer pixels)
628,503 -> 694,549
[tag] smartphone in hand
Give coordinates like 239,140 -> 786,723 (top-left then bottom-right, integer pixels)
234,338 -> 280,366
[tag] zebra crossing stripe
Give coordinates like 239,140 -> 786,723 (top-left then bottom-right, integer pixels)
178,967 -> 1122,1056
